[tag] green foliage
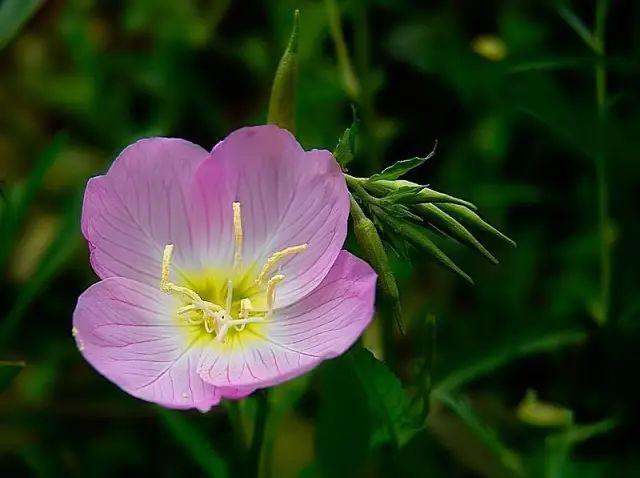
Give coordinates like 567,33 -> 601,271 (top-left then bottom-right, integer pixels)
368,143 -> 437,182
1,0 -> 638,476
333,110 -> 359,169
159,409 -> 229,478
433,390 -> 524,476
316,352 -> 372,478
0,360 -> 25,392
0,0 -> 43,49
348,347 -> 422,448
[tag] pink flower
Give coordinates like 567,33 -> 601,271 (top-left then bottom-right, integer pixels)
73,125 -> 376,411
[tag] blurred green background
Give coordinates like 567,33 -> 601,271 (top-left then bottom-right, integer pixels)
1,0 -> 639,476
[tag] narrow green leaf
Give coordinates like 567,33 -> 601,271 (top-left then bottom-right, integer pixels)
159,409 -> 229,478
433,390 -> 524,476
381,213 -> 473,284
438,203 -> 516,248
0,0 -> 44,50
0,189 -> 82,345
368,142 -> 437,181
556,5 -> 597,52
415,203 -> 499,265
349,347 -> 422,448
0,360 -> 25,392
545,418 -> 616,478
411,314 -> 436,422
325,0 -> 360,99
0,134 -> 67,270
435,329 -> 587,393
333,109 -> 360,169
267,10 -> 299,132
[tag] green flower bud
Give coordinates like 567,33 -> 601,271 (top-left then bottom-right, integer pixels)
267,10 -> 299,133
350,196 -> 399,302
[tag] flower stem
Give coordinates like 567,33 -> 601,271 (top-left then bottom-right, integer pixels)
248,390 -> 269,478
593,0 -> 611,325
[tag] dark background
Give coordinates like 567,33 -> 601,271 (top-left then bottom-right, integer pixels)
1,0 -> 639,476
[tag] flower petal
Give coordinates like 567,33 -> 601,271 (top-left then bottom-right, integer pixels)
197,251 -> 376,388
195,125 -> 349,307
73,277 -> 220,411
82,138 -> 211,285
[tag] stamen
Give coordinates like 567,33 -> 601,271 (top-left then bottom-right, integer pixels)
266,273 -> 285,316
255,244 -> 308,285
225,279 -> 233,313
235,298 -> 254,331
161,244 -> 174,291
239,298 -> 253,319
232,202 -> 243,269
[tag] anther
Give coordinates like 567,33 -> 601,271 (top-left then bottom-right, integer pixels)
266,273 -> 285,315
161,244 -> 174,291
232,202 -> 243,269
255,244 -> 308,285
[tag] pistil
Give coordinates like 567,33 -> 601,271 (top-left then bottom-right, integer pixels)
159,202 -> 308,343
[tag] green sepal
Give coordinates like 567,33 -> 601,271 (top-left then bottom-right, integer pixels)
380,213 -> 473,284
438,203 -> 516,247
266,10 -> 299,133
364,178 -> 477,210
414,203 -> 499,265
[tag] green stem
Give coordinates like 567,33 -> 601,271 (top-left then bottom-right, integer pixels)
325,0 -> 360,99
248,391 -> 269,477
593,0 -> 611,325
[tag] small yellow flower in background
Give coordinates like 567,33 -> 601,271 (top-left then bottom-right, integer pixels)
471,34 -> 507,61
517,389 -> 574,428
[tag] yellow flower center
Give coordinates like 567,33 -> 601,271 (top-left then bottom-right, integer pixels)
160,202 -> 307,343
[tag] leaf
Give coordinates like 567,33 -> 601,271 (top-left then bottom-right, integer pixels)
368,141 -> 437,181
435,329 -> 587,393
0,134 -> 67,270
267,10 -> 299,132
159,409 -> 229,478
432,390 -> 524,476
415,203 -> 499,265
545,418 -> 616,478
316,353 -> 372,478
333,108 -> 360,169
556,5 -> 597,52
0,0 -> 44,50
0,360 -> 25,392
0,189 -> 82,345
349,347 -> 423,448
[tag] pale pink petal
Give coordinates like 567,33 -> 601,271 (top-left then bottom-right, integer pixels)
197,251 -> 376,388
82,138 -> 211,285
195,125 -> 349,307
72,277 -> 220,411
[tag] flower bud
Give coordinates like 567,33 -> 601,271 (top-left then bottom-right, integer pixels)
267,10 -> 299,133
350,196 -> 399,302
